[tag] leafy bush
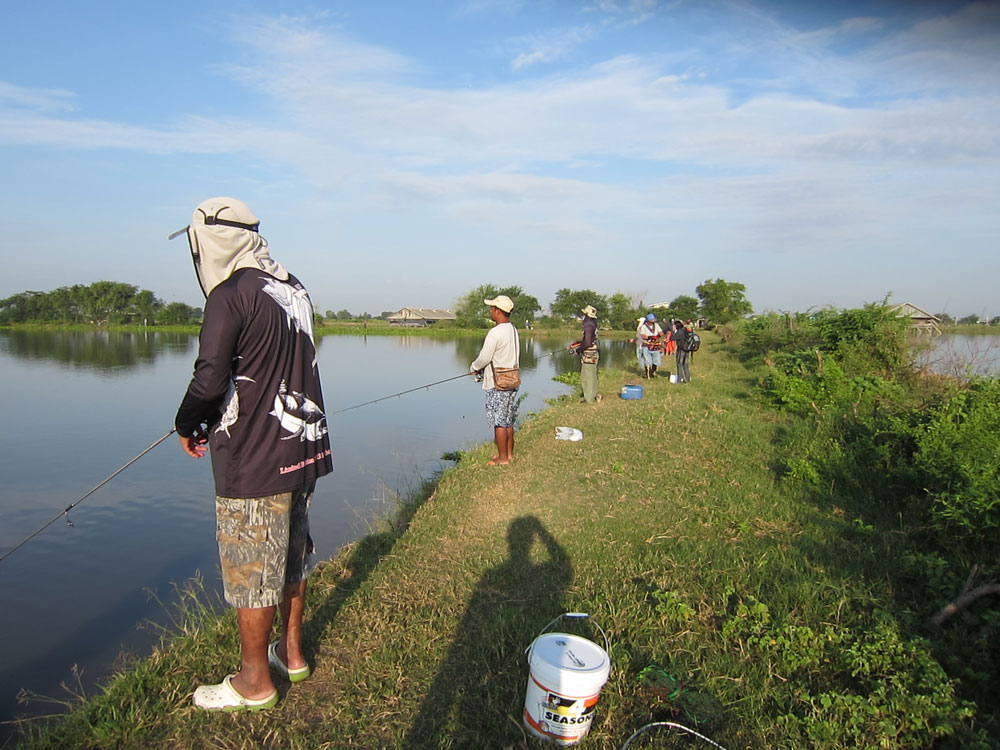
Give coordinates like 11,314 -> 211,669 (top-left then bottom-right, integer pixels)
910,379 -> 1000,538
741,303 -> 1000,744
720,590 -> 973,748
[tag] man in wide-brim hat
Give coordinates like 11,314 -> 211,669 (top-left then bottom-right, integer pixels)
571,305 -> 601,403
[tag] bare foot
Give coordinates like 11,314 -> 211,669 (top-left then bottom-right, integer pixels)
486,458 -> 510,466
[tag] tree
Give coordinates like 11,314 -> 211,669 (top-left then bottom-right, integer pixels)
454,284 -> 500,328
453,284 -> 541,328
958,314 -> 979,325
159,301 -> 201,325
86,281 -> 138,324
668,295 -> 700,321
935,312 -> 955,326
500,286 -> 541,324
336,309 -> 353,320
132,289 -> 163,325
549,289 -> 609,322
696,278 -> 752,323
608,292 -> 640,330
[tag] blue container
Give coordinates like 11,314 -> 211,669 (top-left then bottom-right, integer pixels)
620,384 -> 644,400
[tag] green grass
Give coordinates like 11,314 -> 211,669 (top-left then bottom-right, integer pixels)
9,335 -> 982,748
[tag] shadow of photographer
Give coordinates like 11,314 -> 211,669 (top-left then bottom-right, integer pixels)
405,515 -> 573,748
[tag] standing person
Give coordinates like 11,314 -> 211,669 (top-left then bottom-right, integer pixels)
470,295 -> 520,466
629,317 -> 645,365
637,313 -> 665,378
671,319 -> 692,383
570,305 -> 600,403
172,197 -> 333,711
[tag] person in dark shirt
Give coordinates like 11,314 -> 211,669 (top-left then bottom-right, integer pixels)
571,305 -> 600,402
671,319 -> 692,383
172,197 -> 333,710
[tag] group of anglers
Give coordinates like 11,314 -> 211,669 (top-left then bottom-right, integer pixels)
564,306 -> 700,407
633,313 -> 699,382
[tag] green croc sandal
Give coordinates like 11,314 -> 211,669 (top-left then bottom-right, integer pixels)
192,674 -> 278,711
268,641 -> 311,683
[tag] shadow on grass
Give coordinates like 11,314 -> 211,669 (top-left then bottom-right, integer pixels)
301,475 -> 439,657
405,516 -> 573,748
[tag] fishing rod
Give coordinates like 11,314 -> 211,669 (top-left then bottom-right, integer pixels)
0,428 -> 178,565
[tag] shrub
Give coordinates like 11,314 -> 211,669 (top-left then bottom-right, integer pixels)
910,379 -> 1000,539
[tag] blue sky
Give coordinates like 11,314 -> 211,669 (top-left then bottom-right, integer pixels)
2,0 -> 998,317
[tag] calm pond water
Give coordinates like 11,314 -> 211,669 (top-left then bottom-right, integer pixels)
0,329 -> 636,733
915,333 -> 1000,377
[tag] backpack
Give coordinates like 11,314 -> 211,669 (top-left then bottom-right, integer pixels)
683,330 -> 701,353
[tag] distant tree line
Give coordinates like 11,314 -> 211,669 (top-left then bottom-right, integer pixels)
0,282 -> 202,326
450,278 -> 752,329
4,277 -> 757,330
321,310 -> 398,322
935,313 -> 999,326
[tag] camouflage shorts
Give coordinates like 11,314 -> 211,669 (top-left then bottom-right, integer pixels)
215,482 -> 316,609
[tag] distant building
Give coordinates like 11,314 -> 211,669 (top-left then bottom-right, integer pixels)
387,307 -> 457,327
888,302 -> 940,336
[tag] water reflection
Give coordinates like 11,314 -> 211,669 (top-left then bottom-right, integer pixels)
0,329 -> 637,378
0,330 -> 193,373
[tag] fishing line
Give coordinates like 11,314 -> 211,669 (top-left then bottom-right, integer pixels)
329,347 -> 564,415
621,721 -> 729,749
0,428 -> 178,565
331,372 -> 474,415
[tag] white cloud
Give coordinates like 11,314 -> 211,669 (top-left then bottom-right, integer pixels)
0,81 -> 77,112
512,50 -> 548,70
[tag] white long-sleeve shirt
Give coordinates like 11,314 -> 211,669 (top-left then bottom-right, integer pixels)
470,322 -> 520,390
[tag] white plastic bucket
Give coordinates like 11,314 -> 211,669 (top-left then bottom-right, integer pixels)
523,613 -> 611,745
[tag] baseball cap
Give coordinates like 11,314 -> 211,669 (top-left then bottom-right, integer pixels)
484,295 -> 514,313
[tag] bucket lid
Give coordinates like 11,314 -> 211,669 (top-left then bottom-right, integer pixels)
529,633 -> 610,690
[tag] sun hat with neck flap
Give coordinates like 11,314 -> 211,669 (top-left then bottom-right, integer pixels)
176,197 -> 289,297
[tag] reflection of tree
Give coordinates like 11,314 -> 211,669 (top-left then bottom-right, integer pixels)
0,331 -> 194,373
406,516 -> 572,747
452,335 -> 550,373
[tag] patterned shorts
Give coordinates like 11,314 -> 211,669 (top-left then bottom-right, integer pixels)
485,388 -> 518,428
215,482 -> 316,609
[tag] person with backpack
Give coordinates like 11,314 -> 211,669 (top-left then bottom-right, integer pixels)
671,319 -> 696,383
